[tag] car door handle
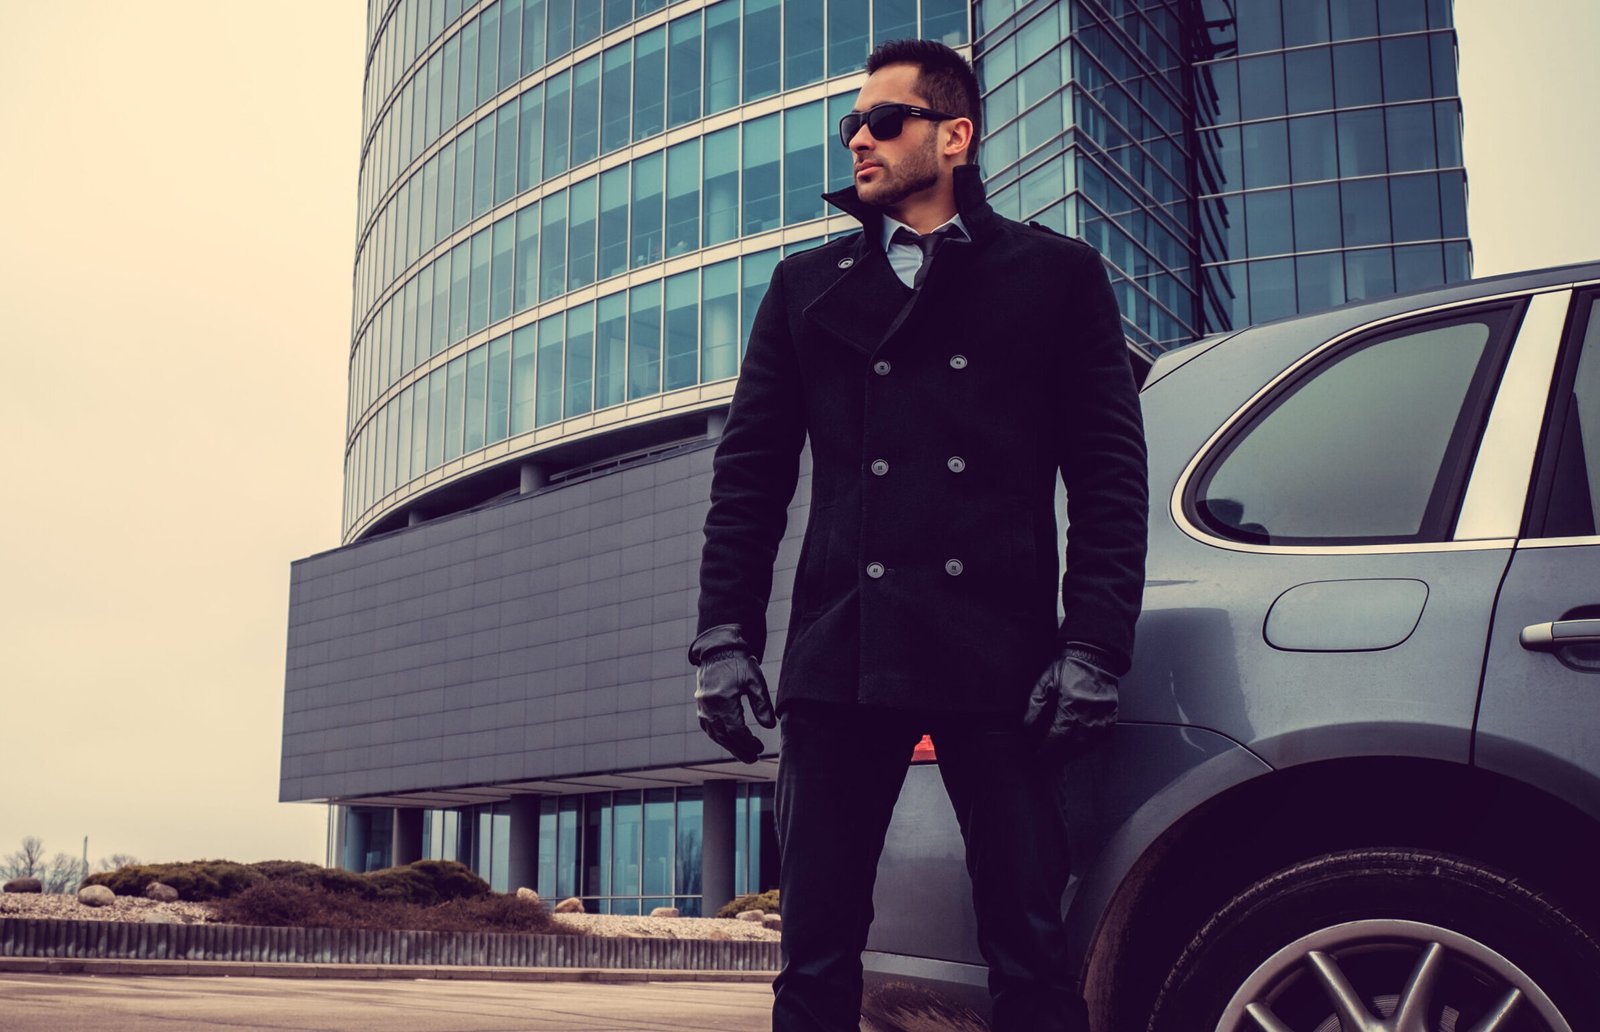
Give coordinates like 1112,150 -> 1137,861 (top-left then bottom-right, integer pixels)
1520,619 -> 1600,651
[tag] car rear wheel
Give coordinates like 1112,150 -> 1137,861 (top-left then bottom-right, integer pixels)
1146,849 -> 1600,1032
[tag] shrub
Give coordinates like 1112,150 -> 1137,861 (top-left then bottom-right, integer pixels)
364,865 -> 435,904
210,881 -> 569,934
716,889 -> 780,918
83,861 -> 265,902
405,859 -> 491,902
247,860 -> 324,881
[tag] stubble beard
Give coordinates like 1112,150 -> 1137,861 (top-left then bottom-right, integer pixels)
860,128 -> 941,209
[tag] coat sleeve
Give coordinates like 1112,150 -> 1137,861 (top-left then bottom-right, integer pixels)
1053,243 -> 1149,675
694,261 -> 806,663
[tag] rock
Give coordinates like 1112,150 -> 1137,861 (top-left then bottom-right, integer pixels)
649,906 -> 678,918
142,911 -> 179,924
144,882 -> 180,903
554,896 -> 585,913
3,877 -> 42,894
515,887 -> 541,902
761,914 -> 782,931
707,929 -> 732,941
736,909 -> 765,922
78,885 -> 115,907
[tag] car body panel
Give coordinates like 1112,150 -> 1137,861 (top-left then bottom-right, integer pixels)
1478,541 -> 1600,823
862,724 -> 1268,1011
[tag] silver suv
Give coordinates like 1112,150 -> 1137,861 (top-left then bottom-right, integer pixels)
859,261 -> 1600,1032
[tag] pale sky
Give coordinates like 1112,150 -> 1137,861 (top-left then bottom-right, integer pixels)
0,1 -> 1595,868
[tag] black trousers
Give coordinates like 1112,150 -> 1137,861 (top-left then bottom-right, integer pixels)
771,699 -> 1088,1032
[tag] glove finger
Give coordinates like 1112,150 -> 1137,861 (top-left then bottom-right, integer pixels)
1042,721 -> 1111,765
1021,672 -> 1057,735
746,676 -> 777,730
717,724 -> 763,764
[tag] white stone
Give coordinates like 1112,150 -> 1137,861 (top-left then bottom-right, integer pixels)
77,885 -> 115,907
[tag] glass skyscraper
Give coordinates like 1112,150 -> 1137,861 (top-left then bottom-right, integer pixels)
290,0 -> 1469,907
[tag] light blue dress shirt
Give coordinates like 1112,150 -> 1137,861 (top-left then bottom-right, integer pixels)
881,213 -> 969,289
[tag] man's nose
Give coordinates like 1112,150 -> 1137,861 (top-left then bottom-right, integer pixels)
849,124 -> 874,153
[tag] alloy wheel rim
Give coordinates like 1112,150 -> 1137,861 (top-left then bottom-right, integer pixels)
1215,918 -> 1571,1032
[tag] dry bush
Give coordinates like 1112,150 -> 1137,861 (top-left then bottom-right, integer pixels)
210,880 -> 573,934
715,889 -> 780,918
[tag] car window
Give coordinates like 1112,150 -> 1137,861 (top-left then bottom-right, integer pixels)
1534,296 -> 1600,537
1192,308 -> 1516,545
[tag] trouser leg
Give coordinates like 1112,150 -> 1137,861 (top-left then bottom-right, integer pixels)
772,701 -> 922,1032
930,716 -> 1087,1032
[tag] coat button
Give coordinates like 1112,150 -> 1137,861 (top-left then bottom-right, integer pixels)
944,559 -> 964,576
866,562 -> 885,579
949,354 -> 968,369
870,459 -> 889,476
946,456 -> 966,473
874,360 -> 892,375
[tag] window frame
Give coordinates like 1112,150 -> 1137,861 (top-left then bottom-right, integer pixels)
1525,289 -> 1600,541
1182,299 -> 1526,547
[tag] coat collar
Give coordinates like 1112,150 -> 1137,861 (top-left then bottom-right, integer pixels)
804,164 -> 996,357
819,163 -> 999,247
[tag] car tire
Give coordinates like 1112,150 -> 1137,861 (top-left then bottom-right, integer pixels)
1145,848 -> 1600,1032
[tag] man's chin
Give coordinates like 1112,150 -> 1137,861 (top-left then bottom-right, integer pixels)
857,179 -> 903,208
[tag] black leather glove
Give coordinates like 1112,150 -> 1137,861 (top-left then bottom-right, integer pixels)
688,624 -> 777,764
1022,644 -> 1120,763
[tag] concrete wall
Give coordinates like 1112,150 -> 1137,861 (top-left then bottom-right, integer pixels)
281,442 -> 810,803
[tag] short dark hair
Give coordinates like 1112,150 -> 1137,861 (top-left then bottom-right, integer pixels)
865,39 -> 982,165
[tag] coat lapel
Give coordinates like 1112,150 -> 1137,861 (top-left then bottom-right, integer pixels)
801,233 -> 914,357
802,165 -> 999,359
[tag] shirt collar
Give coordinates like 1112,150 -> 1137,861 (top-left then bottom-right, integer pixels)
880,212 -> 969,253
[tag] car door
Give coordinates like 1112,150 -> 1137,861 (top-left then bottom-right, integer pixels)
1129,293 -> 1549,770
1478,286 -> 1600,823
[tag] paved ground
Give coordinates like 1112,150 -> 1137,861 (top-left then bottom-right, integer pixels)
0,973 -> 776,1031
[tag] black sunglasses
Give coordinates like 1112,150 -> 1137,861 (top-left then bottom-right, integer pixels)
838,103 -> 963,148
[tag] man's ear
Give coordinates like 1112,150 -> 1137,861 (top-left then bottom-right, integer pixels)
943,117 -> 975,162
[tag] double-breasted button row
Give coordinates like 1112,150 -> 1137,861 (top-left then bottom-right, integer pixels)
949,354 -> 968,369
865,560 -> 963,578
873,360 -> 892,375
868,458 -> 962,476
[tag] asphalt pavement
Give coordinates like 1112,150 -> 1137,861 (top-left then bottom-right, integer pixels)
0,973 -> 776,1031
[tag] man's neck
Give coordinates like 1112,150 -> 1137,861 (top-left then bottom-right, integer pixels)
881,182 -> 959,235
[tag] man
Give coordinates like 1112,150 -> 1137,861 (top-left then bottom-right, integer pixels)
687,39 -> 1147,1032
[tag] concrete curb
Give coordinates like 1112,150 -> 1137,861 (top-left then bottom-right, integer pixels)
0,956 -> 776,983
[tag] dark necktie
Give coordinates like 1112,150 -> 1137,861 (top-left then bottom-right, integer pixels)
890,225 -> 959,289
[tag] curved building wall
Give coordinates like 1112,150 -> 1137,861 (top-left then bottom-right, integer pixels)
344,0 -> 970,542
1191,0 -> 1469,330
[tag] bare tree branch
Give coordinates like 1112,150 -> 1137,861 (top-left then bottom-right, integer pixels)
41,853 -> 85,894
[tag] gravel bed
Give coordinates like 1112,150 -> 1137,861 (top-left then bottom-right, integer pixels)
551,912 -> 779,941
0,893 -> 213,924
0,893 -> 778,940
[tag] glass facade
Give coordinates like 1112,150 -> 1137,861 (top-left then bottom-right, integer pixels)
971,0 -> 1468,351
1189,0 -> 1468,331
349,0 -> 1467,537
347,0 -> 970,539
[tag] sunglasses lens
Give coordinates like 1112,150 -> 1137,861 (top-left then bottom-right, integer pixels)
839,113 -> 863,147
867,106 -> 906,140
840,106 -> 911,146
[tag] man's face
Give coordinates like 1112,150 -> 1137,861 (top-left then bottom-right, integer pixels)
846,63 -> 944,209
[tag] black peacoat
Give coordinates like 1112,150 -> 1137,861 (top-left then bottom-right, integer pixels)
694,163 -> 1148,717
